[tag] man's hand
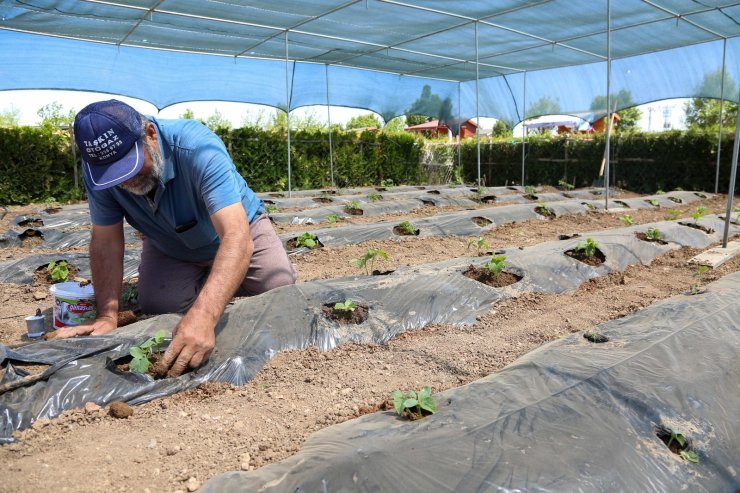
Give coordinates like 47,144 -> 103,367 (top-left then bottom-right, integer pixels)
159,314 -> 216,377
53,316 -> 117,339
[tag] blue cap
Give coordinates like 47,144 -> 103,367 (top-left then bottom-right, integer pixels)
73,100 -> 144,190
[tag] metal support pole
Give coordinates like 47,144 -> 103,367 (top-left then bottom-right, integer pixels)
715,39 -> 727,194
457,83 -> 462,180
475,21 -> 481,186
721,104 -> 740,248
325,64 -> 335,189
285,31 -> 292,198
521,73 -> 526,186
604,0 -> 612,209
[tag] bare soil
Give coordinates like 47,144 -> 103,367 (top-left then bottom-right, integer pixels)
0,192 -> 738,493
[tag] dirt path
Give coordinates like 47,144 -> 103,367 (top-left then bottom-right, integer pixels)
0,193 -> 738,493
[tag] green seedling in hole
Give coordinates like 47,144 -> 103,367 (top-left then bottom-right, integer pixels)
690,264 -> 710,295
47,260 -> 70,283
646,227 -> 661,241
352,248 -> 388,275
122,285 -> 138,306
345,200 -> 362,212
558,179 -> 574,191
524,185 -> 536,195
265,204 -> 279,214
665,209 -> 681,220
648,199 -> 660,207
583,202 -> 596,210
620,215 -> 634,226
575,238 -> 599,257
366,191 -> 382,202
327,214 -> 339,224
668,430 -> 700,463
296,232 -> 319,249
381,178 -> 395,187
673,186 -> 684,191
392,385 -> 437,419
656,189 -> 665,195
129,329 -> 167,373
333,299 -> 356,312
482,255 -> 506,277
397,220 -> 416,235
692,206 -> 707,223
467,236 -> 490,256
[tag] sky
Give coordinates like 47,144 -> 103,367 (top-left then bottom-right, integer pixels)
0,89 -> 687,132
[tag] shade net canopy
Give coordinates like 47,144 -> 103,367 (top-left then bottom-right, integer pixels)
2,1 -> 740,125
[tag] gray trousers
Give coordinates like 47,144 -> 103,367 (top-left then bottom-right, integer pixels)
137,214 -> 296,314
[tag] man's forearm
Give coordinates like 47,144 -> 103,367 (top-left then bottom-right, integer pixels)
90,227 -> 124,321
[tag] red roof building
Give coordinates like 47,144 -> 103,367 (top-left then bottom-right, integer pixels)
405,119 -> 479,139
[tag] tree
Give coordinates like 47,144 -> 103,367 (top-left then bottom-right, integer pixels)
266,109 -> 327,131
406,84 -> 452,123
405,114 -> 429,126
527,96 -> 561,118
345,113 -> 381,130
491,119 -> 512,138
205,109 -> 232,131
589,89 -> 642,132
240,108 -> 270,129
0,105 -> 20,126
684,69 -> 738,131
180,108 -> 196,120
37,102 -> 75,128
384,115 -> 406,132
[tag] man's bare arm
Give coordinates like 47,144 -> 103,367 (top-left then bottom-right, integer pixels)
56,222 -> 124,338
161,203 -> 252,376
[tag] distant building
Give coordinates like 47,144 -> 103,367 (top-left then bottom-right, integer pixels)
405,119 -> 479,139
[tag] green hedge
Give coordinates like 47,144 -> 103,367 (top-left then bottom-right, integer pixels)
459,131 -> 737,193
0,125 -> 735,206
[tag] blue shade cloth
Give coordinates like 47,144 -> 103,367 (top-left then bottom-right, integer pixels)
2,2 -> 740,125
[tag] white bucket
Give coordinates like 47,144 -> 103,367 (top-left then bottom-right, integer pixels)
49,282 -> 96,329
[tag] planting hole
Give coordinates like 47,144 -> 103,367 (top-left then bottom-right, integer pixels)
43,207 -> 62,214
655,425 -> 698,462
392,225 -> 419,236
286,235 -> 324,250
345,207 -> 363,215
583,332 -> 609,343
320,190 -> 337,195
375,187 -> 387,192
564,248 -> 606,266
18,218 -> 43,227
507,186 -> 518,191
535,205 -> 555,218
269,192 -> 285,198
558,233 -> 581,240
420,199 -> 435,207
668,196 -> 683,203
590,190 -> 603,196
694,192 -> 707,199
322,301 -> 369,325
263,199 -> 275,205
481,195 -> 496,203
463,265 -> 522,288
635,232 -> 668,245
524,194 -> 538,201
613,200 -> 629,208
472,216 -> 492,227
426,190 -> 441,195
416,186 -> 426,190
313,197 -> 332,203
561,192 -> 574,198
679,222 -> 714,234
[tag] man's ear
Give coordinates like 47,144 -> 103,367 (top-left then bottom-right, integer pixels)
145,122 -> 158,143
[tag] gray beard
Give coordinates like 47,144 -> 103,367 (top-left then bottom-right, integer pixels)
119,140 -> 163,196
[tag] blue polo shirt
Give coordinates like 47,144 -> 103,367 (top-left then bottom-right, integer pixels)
84,117 -> 264,262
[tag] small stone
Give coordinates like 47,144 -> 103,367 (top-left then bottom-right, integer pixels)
84,402 -> 102,414
146,439 -> 157,449
33,291 -> 47,300
239,452 -> 251,471
108,401 -> 134,419
185,477 -> 200,492
166,446 -> 180,456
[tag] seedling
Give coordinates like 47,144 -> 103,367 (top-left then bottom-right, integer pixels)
648,199 -> 660,207
656,189 -> 665,195
692,207 -> 707,224
327,214 -> 339,224
129,329 -> 167,374
646,227 -> 661,241
667,430 -> 700,463
557,179 -> 574,191
352,248 -> 388,275
392,385 -> 437,420
397,220 -> 416,235
673,186 -> 684,191
295,232 -> 319,249
690,264 -> 710,295
122,285 -> 138,306
575,237 -> 599,257
620,215 -> 634,226
482,255 -> 506,277
366,191 -> 382,202
344,200 -> 363,213
381,178 -> 395,187
583,202 -> 596,210
265,204 -> 279,214
47,260 -> 70,283
524,185 -> 536,195
665,209 -> 681,220
467,236 -> 491,256
333,299 -> 356,312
